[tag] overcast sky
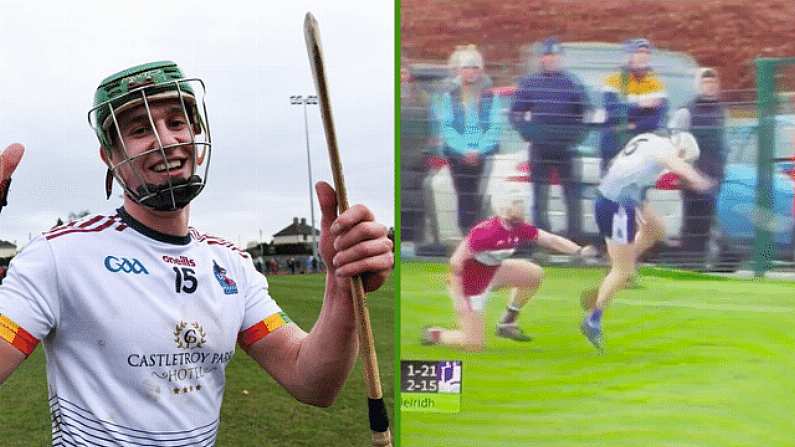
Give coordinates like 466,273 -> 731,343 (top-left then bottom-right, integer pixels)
0,0 -> 394,248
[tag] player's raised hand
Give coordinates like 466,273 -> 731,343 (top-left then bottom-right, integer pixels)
0,143 -> 24,182
0,143 -> 25,213
315,181 -> 393,293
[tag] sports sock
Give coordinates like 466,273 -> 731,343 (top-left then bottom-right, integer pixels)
428,328 -> 442,343
439,330 -> 466,346
499,305 -> 521,325
588,308 -> 603,327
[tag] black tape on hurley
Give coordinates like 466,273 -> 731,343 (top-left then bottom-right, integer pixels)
368,398 -> 389,432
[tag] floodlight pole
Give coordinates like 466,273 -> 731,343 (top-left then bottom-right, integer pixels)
289,95 -> 319,265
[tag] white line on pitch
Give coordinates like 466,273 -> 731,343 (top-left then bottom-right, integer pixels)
399,290 -> 794,314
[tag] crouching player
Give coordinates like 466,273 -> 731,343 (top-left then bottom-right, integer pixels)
422,191 -> 596,351
580,131 -> 714,351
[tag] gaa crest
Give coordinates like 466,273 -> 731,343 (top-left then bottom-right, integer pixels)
174,321 -> 207,349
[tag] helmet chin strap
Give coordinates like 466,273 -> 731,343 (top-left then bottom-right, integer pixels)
133,175 -> 204,211
105,169 -> 114,199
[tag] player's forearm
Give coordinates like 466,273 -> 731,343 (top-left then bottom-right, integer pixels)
292,274 -> 358,407
449,239 -> 471,275
0,339 -> 26,385
538,232 -> 581,255
664,156 -> 705,185
448,271 -> 465,301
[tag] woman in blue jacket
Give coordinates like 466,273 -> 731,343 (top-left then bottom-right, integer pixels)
434,45 -> 503,234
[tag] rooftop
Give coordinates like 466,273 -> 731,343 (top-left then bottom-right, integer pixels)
273,217 -> 320,237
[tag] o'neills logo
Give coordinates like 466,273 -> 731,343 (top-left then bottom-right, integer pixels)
174,321 -> 206,349
162,255 -> 196,267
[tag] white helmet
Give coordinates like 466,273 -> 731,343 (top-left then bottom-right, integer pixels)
492,186 -> 527,220
670,131 -> 700,162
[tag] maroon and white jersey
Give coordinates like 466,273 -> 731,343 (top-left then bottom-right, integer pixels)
468,216 -> 539,266
0,208 -> 289,446
460,217 -> 539,298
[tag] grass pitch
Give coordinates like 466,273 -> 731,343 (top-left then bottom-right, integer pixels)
400,262 -> 795,447
0,273 -> 394,447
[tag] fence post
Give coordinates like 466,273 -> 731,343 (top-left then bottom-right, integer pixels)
753,58 -> 776,277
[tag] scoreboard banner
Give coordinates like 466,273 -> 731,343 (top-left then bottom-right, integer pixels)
400,360 -> 462,413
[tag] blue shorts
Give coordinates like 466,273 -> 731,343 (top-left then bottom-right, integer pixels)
595,196 -> 636,244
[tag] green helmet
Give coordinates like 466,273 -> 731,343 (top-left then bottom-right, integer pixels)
88,61 -> 212,211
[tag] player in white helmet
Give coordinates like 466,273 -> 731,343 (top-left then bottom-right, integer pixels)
0,61 -> 393,445
580,131 -> 712,352
422,187 -> 596,351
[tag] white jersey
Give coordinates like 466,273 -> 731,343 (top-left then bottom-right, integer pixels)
0,209 -> 289,446
598,133 -> 676,204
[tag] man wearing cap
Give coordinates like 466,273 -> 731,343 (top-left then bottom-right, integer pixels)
669,68 -> 727,265
510,37 -> 590,239
434,44 -> 502,234
599,38 -> 669,174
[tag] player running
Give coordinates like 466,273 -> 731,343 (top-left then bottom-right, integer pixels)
422,191 -> 596,351
0,61 -> 393,445
580,131 -> 714,352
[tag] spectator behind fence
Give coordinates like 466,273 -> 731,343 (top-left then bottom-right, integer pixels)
510,37 -> 590,238
433,44 -> 502,234
400,64 -> 432,249
599,38 -> 668,173
669,68 -> 727,264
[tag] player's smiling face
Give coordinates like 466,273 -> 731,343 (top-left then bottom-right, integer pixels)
107,99 -> 198,191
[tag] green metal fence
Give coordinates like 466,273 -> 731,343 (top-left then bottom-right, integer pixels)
753,57 -> 795,276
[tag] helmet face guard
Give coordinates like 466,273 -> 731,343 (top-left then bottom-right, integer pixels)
88,61 -> 212,211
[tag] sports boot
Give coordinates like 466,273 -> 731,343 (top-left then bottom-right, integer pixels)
495,323 -> 532,342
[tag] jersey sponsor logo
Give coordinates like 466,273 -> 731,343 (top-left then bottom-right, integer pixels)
496,236 -> 519,246
127,320 -> 235,397
174,321 -> 206,349
161,255 -> 197,267
104,256 -> 149,274
212,260 -> 238,295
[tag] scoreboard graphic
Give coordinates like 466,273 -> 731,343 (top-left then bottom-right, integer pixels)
400,360 -> 462,413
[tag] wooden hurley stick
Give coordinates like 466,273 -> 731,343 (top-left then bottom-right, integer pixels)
303,12 -> 392,447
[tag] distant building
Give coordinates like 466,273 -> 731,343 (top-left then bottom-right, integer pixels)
245,217 -> 324,274
0,240 -> 17,259
244,216 -> 320,258
272,217 -> 319,245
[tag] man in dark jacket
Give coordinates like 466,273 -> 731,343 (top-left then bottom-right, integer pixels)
510,37 -> 589,238
671,68 -> 726,264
